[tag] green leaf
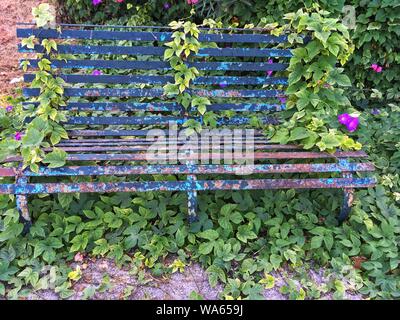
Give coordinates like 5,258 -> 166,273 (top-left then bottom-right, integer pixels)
42,148 -> 67,168
237,225 -> 257,243
22,128 -> 44,147
198,229 -> 219,241
288,127 -> 309,142
198,241 -> 214,255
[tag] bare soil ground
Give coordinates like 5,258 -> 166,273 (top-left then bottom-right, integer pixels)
0,0 -> 47,96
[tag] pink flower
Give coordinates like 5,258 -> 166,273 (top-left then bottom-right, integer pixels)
116,0 -> 124,2
6,105 -> 13,112
14,132 -> 22,141
346,117 -> 359,132
187,0 -> 199,5
92,69 -> 102,76
371,63 -> 383,73
92,0 -> 102,5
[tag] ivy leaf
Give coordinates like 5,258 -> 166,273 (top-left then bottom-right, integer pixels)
43,148 -> 67,168
198,229 -> 219,241
288,127 -> 310,142
22,128 -> 44,147
198,241 -> 214,255
328,69 -> 352,87
305,40 -> 322,61
236,225 -> 257,243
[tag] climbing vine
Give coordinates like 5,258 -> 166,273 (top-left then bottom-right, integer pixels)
268,7 -> 362,152
163,20 -> 217,134
0,4 -> 68,172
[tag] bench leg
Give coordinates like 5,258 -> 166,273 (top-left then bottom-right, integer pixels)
16,175 -> 31,234
16,194 -> 32,234
338,188 -> 354,224
187,175 -> 198,223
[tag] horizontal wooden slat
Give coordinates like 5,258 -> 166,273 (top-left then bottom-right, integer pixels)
0,163 -> 375,177
24,74 -> 289,86
23,59 -> 289,71
60,116 -> 277,126
23,102 -> 285,112
23,88 -> 286,98
19,44 -> 293,57
0,178 -> 377,194
43,144 -> 296,153
17,28 -> 289,44
2,151 -> 369,163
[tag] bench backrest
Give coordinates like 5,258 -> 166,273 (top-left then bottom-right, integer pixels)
18,25 -> 293,137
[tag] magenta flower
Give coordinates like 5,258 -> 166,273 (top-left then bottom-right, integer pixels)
116,0 -> 124,3
92,0 -> 102,6
187,0 -> 199,5
371,63 -> 383,73
14,132 -> 22,141
346,117 -> 359,132
338,113 -> 351,125
338,113 -> 359,132
6,105 -> 13,112
92,69 -> 102,76
163,2 -> 171,9
266,59 -> 273,77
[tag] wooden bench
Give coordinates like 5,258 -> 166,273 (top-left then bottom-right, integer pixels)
0,24 -> 376,231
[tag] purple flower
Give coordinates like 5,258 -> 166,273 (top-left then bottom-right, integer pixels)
266,59 -> 273,77
92,0 -> 102,6
371,108 -> 380,115
92,69 -> 102,76
219,82 -> 228,88
6,105 -> 13,112
163,2 -> 171,9
338,113 -> 352,125
278,97 -> 287,104
14,132 -> 22,141
338,113 -> 359,132
346,117 -> 359,132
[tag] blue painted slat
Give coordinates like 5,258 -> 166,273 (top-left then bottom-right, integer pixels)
69,130 -> 153,137
24,74 -> 288,85
17,163 -> 376,177
22,101 -> 285,112
23,59 -> 288,71
19,44 -> 293,58
17,28 -> 289,43
23,88 -> 285,98
0,178 -> 377,195
63,115 -> 277,125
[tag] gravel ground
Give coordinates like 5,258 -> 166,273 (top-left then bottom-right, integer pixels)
27,257 -> 363,300
0,0 -> 55,95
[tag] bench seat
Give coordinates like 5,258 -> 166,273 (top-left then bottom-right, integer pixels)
0,24 -> 377,230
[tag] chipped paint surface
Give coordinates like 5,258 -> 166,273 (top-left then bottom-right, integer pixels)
0,178 -> 377,195
1,25 -> 376,226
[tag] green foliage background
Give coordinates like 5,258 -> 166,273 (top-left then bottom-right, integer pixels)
0,0 -> 399,299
